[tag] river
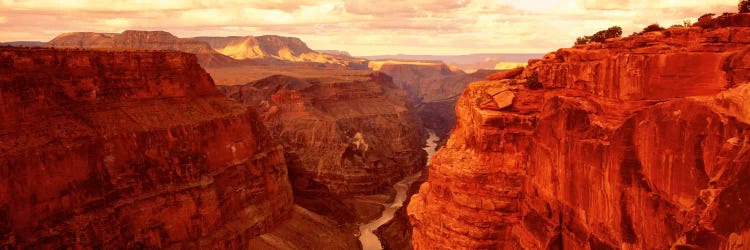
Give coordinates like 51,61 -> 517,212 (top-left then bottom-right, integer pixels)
358,130 -> 440,250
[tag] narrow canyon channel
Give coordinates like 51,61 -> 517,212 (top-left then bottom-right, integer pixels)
358,130 -> 440,250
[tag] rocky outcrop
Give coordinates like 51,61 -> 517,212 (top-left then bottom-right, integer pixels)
194,36 -> 368,69
0,47 -> 293,249
409,17 -> 750,249
219,73 -> 426,195
47,31 -> 237,66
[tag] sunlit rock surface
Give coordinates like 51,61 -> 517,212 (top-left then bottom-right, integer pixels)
409,17 -> 750,250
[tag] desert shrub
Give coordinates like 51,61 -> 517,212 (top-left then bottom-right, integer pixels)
575,37 -> 589,45
525,71 -> 543,90
699,13 -> 716,21
642,24 -> 665,33
740,0 -> 750,13
573,26 -> 622,45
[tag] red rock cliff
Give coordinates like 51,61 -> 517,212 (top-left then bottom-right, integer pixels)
0,47 -> 293,249
409,19 -> 750,249
219,73 -> 426,196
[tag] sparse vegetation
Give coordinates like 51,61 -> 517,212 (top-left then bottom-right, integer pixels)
642,24 -> 665,33
574,26 -> 623,45
525,71 -> 543,90
699,13 -> 715,21
740,0 -> 750,13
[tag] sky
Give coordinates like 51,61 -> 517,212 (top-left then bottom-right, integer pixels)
0,0 -> 738,56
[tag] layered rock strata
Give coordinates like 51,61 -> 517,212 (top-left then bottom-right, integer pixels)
219,73 -> 426,195
194,36 -> 368,68
374,61 -> 498,140
47,31 -> 237,66
0,47 -> 293,249
409,19 -> 750,249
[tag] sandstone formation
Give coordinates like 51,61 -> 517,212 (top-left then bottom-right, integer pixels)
373,60 -> 499,140
47,31 -> 237,66
194,36 -> 368,68
0,47 -> 293,249
219,73 -> 426,196
409,15 -> 750,249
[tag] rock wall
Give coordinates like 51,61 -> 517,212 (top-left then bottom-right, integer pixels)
0,47 -> 293,249
409,20 -> 750,249
376,63 -> 498,140
219,73 -> 426,195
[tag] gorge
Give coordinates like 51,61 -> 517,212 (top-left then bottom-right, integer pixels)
3,2 -> 750,250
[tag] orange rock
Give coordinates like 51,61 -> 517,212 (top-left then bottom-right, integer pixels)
486,67 -> 524,80
409,15 -> 750,250
0,47 -> 293,249
219,72 -> 426,195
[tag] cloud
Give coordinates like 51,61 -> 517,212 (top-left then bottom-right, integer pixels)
344,0 -> 471,16
580,0 -> 631,10
0,0 -> 741,55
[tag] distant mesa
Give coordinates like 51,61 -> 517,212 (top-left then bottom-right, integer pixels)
45,30 -> 368,69
317,49 -> 353,57
47,30 -> 236,66
193,36 -> 368,68
0,41 -> 45,47
363,53 -> 542,71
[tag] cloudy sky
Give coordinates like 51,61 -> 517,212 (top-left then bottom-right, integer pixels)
0,0 -> 737,55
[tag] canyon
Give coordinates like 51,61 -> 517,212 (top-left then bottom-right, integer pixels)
217,72 -> 426,195
5,9 -> 750,250
409,13 -> 750,250
38,30 -> 434,248
0,47 -> 293,248
370,60 -> 503,141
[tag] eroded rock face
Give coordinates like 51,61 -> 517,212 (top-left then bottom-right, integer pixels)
47,30 -> 237,66
0,47 -> 293,249
375,62 -> 498,140
409,22 -> 750,249
219,73 -> 426,195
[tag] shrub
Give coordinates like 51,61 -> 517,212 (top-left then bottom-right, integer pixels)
576,36 -> 592,45
642,24 -> 665,33
573,26 -> 622,45
699,13 -> 716,21
740,0 -> 750,13
525,71 -> 543,90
